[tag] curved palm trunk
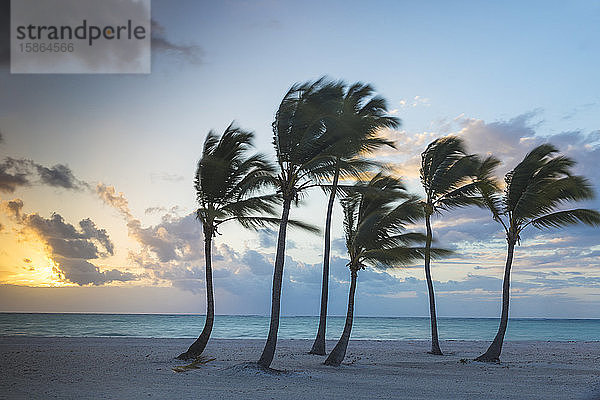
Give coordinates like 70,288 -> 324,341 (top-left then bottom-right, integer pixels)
324,270 -> 357,367
177,234 -> 214,360
258,197 -> 292,369
424,213 -> 443,355
310,166 -> 340,355
475,238 -> 516,362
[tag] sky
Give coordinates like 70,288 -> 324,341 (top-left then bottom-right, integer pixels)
1,0 -> 599,317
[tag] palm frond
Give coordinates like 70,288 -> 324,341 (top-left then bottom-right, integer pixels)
362,247 -> 452,269
529,209 -> 600,230
420,136 -> 482,215
234,216 -> 320,233
341,173 -> 450,273
194,123 -> 278,236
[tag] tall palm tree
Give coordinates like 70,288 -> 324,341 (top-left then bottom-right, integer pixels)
324,173 -> 450,366
258,78 -> 343,369
419,136 -> 482,355
475,144 -> 600,362
309,82 -> 399,356
176,123 -> 278,360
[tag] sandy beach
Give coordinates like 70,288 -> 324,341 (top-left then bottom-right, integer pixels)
1,337 -> 599,399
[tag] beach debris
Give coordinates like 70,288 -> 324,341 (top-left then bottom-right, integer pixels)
172,355 -> 216,373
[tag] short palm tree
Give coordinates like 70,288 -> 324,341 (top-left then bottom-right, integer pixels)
309,82 -> 399,356
324,173 -> 450,366
419,136 -> 482,355
258,78 -> 341,369
177,123 -> 278,360
475,144 -> 600,362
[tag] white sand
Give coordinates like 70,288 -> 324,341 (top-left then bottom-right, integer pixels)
1,337 -> 599,399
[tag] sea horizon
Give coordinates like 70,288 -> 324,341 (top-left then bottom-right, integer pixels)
2,313 -> 599,341
1,311 -> 600,320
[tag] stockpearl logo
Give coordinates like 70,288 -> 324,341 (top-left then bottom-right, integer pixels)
11,0 -> 151,74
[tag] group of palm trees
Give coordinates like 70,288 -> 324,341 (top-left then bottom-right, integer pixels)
176,77 -> 600,368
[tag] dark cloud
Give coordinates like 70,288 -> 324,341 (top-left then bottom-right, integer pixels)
151,19 -> 203,64
79,218 -> 114,255
53,257 -> 136,286
47,237 -> 102,259
1,199 -> 135,286
144,206 -> 167,215
36,164 -> 85,190
0,157 -> 88,193
3,199 -> 24,219
0,159 -> 30,193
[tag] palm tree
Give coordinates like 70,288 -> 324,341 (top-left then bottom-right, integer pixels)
309,82 -> 399,356
258,78 -> 343,369
176,123 -> 278,360
419,136 -> 482,355
324,173 -> 449,366
475,144 -> 600,362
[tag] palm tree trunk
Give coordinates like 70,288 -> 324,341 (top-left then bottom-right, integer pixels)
324,270 -> 357,367
424,213 -> 443,355
310,166 -> 340,355
177,233 -> 214,360
475,237 -> 516,362
258,196 -> 292,369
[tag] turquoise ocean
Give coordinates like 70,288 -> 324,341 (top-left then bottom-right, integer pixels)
0,313 -> 598,341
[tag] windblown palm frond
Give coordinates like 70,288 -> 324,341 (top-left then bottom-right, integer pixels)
420,136 -> 484,211
342,174 -> 449,272
273,78 -> 343,175
495,144 -> 600,236
195,123 -> 278,234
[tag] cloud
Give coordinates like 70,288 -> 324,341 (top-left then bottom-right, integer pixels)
257,228 -> 277,248
0,159 -> 30,193
398,95 -> 431,108
0,157 -> 88,193
1,198 -> 136,286
150,172 -> 185,183
53,257 -> 135,286
2,198 -> 24,219
151,19 -> 203,64
145,206 -> 167,215
96,183 -> 133,219
97,183 -> 201,263
36,164 -> 85,190
97,183 -> 204,289
378,111 -> 600,188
